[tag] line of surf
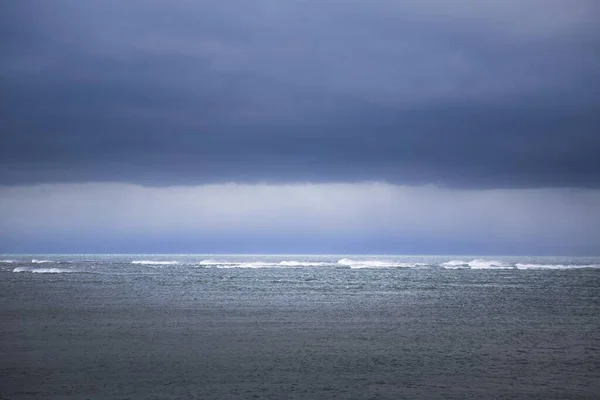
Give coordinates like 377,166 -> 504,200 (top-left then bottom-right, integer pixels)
13,267 -> 77,274
131,260 -> 180,265
337,258 -> 428,268
197,260 -> 331,268
515,263 -> 600,270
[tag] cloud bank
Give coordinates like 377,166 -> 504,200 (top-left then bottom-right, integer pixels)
2,2 -> 599,254
1,0 -> 599,187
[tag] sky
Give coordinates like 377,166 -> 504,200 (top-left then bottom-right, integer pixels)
1,0 -> 599,254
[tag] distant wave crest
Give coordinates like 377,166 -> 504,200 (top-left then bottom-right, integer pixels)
441,259 -> 513,269
197,260 -> 238,266
131,260 -> 179,265
467,259 -> 513,269
441,260 -> 469,269
278,261 -> 330,267
337,258 -> 426,269
198,260 -> 330,268
515,263 -> 600,270
213,262 -> 280,269
440,259 -> 513,269
31,259 -> 53,264
13,267 -> 75,274
440,259 -> 600,270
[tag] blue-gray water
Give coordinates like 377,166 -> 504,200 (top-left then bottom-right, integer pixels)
2,254 -> 600,399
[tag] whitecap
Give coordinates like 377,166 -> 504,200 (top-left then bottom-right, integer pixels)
441,260 -> 469,269
13,267 -> 75,273
131,260 -> 179,265
207,261 -> 330,268
468,259 -> 514,269
197,260 -> 239,266
0,260 -> 16,263
338,258 -> 425,269
31,259 -> 53,264
197,261 -> 281,268
278,261 -> 329,267
515,263 -> 600,270
214,262 -> 280,269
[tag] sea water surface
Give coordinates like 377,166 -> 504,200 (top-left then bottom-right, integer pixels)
2,254 -> 600,399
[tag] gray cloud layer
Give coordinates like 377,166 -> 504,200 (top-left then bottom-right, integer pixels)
2,0 -> 599,187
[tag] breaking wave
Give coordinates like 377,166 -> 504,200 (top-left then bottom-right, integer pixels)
198,260 -> 330,268
337,258 -> 426,269
211,262 -> 281,269
0,260 -> 16,263
515,263 -> 600,270
131,260 -> 179,265
197,260 -> 234,266
441,259 -> 513,269
441,260 -> 469,269
278,261 -> 329,267
440,259 -> 600,270
31,259 -> 53,264
13,267 -> 75,274
467,259 -> 513,269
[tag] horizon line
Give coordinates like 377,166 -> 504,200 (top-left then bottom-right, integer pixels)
2,253 -> 599,258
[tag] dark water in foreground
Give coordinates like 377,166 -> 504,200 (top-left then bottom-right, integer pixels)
2,255 -> 600,399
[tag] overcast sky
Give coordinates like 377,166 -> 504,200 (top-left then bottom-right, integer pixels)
1,0 -> 599,254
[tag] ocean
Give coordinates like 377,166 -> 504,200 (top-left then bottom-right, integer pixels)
2,254 -> 600,399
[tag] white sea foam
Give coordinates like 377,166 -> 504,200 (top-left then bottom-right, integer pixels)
13,267 -> 75,273
515,263 -> 600,270
349,263 -> 425,269
0,260 -> 16,263
131,260 -> 179,265
215,262 -> 281,269
31,259 -> 53,264
339,258 -> 388,267
441,260 -> 469,269
441,259 -> 512,269
197,260 -> 235,266
278,261 -> 329,267
467,259 -> 514,269
338,258 -> 425,268
198,260 -> 329,268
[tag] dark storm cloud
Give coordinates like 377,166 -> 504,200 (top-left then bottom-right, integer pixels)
1,0 -> 599,187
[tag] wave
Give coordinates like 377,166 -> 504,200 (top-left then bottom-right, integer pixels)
515,263 -> 600,270
197,260 -> 235,266
339,258 -> 392,267
441,260 -> 469,269
212,262 -> 281,269
338,258 -> 426,269
0,260 -> 16,263
198,260 -> 330,268
131,260 -> 179,265
278,261 -> 330,267
441,259 -> 513,269
467,259 -> 514,269
348,263 -> 426,269
13,267 -> 75,274
31,259 -> 53,264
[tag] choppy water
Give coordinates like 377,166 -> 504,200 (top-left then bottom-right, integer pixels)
2,254 -> 600,399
